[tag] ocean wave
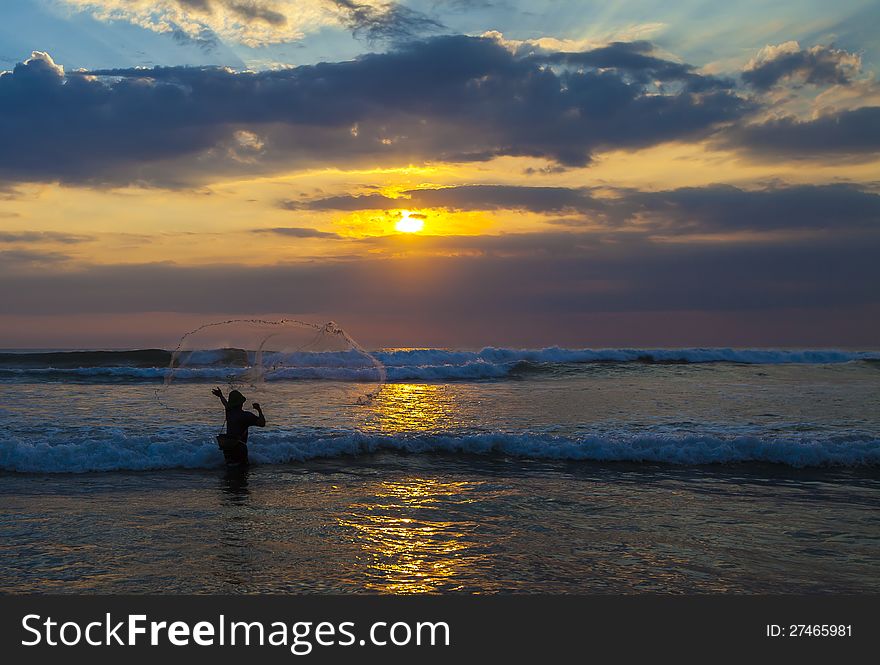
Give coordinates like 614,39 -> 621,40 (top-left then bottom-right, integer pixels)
0,365 -> 476,382
374,347 -> 880,366
2,429 -> 877,473
0,346 -> 877,383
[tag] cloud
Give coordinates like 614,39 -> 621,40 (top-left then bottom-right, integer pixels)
0,248 -> 71,266
722,106 -> 880,159
282,193 -> 398,211
58,0 -> 312,46
225,0 -> 288,25
0,231 -> 93,243
607,183 -> 880,233
743,42 -> 861,90
169,26 -> 220,51
19,50 -> 65,77
728,42 -> 880,160
0,184 -> 23,200
441,0 -> 496,10
403,185 -> 605,213
483,26 -> 668,56
291,182 -> 880,234
534,41 -> 730,92
287,184 -> 603,213
0,37 -> 749,185
331,0 -> 443,42
1,231 -> 876,320
58,0 -> 441,47
259,226 -> 344,239
352,230 -> 611,257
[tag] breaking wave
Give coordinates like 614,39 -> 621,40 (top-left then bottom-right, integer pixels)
0,346 -> 877,383
1,428 -> 877,473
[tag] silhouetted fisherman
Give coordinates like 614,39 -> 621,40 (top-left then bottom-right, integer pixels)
212,388 -> 265,467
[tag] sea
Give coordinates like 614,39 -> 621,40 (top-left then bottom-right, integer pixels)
1,346 -> 878,593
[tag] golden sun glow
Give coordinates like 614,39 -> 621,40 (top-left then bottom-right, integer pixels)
395,211 -> 425,233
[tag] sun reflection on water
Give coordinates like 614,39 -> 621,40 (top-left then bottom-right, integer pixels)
339,477 -> 487,593
361,382 -> 463,433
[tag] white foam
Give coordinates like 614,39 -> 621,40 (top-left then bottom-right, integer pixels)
2,429 -> 877,473
378,346 -> 880,365
2,346 -> 877,383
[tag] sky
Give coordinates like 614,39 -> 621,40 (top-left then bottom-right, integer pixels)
0,0 -> 878,349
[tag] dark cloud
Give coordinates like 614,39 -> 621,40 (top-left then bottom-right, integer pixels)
68,0 -> 435,45
742,44 -> 860,90
259,226 -> 344,239
523,165 -> 569,175
225,0 -> 287,25
282,194 -> 398,211
170,26 -> 220,52
723,106 -> 880,159
0,231 -> 92,243
176,0 -> 212,8
332,0 -> 443,42
289,185 -> 603,213
150,0 -> 287,26
1,232 -> 876,320
0,184 -> 19,200
353,230 -> 610,256
433,0 -> 495,9
0,36 -> 749,185
291,182 -> 880,234
0,248 -> 70,266
535,41 -> 732,92
731,43 -> 877,161
608,183 -> 880,233
404,185 -> 604,213
119,1 -> 281,50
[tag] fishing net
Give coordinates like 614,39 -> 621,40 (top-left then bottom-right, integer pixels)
155,319 -> 385,413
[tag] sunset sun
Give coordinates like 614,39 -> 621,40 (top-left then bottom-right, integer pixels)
395,211 -> 424,233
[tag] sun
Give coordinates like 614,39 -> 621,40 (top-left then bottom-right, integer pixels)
395,210 -> 425,233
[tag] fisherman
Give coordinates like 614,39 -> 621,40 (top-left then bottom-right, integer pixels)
212,387 -> 266,467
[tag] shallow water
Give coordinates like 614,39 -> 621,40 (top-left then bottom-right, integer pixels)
2,456 -> 878,593
1,355 -> 878,593
3,361 -> 880,471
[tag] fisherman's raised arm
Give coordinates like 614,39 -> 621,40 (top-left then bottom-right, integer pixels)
253,402 -> 266,427
212,387 -> 228,408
